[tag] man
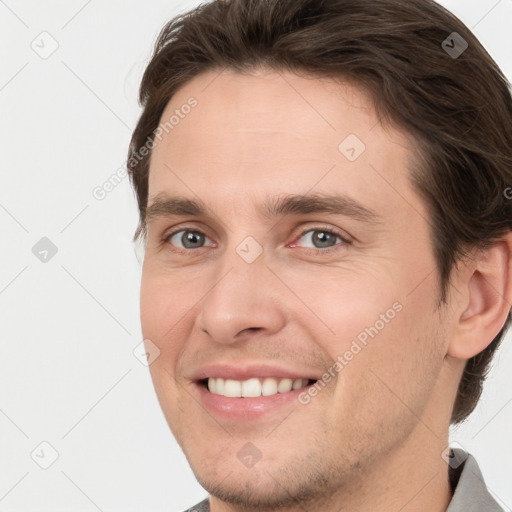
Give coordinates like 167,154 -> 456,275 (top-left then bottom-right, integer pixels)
127,0 -> 512,510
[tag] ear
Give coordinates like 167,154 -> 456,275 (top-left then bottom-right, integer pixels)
447,232 -> 512,360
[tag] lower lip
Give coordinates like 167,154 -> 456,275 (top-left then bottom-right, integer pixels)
194,382 -> 312,420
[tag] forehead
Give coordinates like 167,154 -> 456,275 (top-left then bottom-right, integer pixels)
147,68 -> 420,221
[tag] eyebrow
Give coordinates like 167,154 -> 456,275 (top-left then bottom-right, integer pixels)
145,192 -> 380,225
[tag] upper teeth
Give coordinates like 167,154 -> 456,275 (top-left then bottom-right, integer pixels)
208,377 -> 308,397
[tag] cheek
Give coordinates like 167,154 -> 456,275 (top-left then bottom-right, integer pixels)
287,258 -> 441,399
280,261 -> 401,348
140,271 -> 194,440
331,283 -> 443,432
140,275 -> 165,338
139,268 -> 193,374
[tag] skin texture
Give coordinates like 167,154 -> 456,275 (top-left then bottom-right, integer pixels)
139,68 -> 512,512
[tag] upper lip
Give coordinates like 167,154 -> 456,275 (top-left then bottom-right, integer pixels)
190,364 -> 321,382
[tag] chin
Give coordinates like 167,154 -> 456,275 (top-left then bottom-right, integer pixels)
194,465 -> 323,510
183,438 -> 350,510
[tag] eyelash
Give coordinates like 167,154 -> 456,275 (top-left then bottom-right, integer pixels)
162,225 -> 350,255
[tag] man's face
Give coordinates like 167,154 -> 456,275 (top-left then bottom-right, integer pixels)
140,69 -> 451,507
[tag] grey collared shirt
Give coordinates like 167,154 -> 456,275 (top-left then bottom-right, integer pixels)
183,450 -> 503,511
446,449 -> 503,511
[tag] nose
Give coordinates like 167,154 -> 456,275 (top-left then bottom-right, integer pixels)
195,250 -> 287,345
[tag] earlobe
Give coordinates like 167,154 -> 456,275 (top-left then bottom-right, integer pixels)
447,233 -> 512,360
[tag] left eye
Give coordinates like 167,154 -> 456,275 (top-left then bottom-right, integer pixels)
166,230 -> 215,250
293,228 -> 345,250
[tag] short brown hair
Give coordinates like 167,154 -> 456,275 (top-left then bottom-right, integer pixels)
127,0 -> 512,424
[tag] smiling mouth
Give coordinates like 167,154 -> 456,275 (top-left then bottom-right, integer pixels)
200,377 -> 317,398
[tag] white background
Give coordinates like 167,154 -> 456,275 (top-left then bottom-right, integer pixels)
1,1 -> 511,511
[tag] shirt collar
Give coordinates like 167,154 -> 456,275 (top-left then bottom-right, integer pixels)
446,449 -> 503,511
